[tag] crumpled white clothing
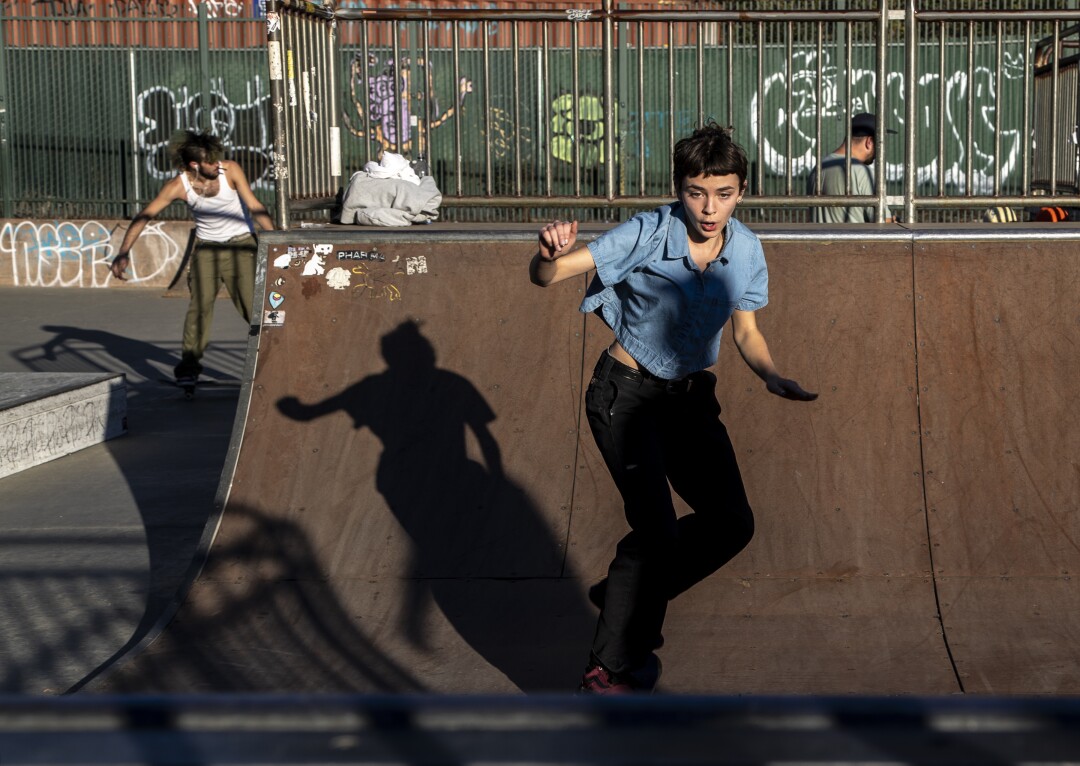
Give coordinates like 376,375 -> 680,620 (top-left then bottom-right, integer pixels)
362,151 -> 421,185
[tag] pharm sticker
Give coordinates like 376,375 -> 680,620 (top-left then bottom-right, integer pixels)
268,291 -> 285,309
263,310 -> 286,326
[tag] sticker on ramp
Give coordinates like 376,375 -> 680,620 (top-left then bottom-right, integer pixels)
326,267 -> 351,290
268,291 -> 285,308
263,310 -> 286,326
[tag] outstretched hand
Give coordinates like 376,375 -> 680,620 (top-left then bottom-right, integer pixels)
110,254 -> 130,281
537,220 -> 579,260
767,376 -> 818,401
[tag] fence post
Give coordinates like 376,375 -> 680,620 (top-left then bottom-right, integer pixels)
876,0 -> 890,223
0,2 -> 12,219
904,0 -> 917,224
267,0 -> 290,230
603,0 -> 614,202
199,2 -> 212,132
128,48 -> 141,219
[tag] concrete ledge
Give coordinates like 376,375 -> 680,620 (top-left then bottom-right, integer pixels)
0,373 -> 127,478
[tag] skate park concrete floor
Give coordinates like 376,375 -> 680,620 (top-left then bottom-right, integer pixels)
0,286 -> 249,694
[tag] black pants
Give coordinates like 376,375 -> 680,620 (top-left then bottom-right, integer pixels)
584,351 -> 755,675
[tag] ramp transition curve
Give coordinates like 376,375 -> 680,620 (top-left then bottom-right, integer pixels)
86,224 -> 1080,695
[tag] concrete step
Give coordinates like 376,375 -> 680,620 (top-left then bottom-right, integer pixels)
0,373 -> 127,479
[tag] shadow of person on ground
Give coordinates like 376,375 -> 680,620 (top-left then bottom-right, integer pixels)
277,320 -> 594,691
4,325 -> 242,692
23,325 -> 242,385
77,505 -> 425,694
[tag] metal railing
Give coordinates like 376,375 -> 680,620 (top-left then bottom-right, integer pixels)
3,1 -> 1080,224
265,1 -> 1080,227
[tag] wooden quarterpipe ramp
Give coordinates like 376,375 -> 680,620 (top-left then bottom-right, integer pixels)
84,224 -> 1080,695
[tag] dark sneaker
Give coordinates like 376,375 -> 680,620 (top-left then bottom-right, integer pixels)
578,653 -> 662,695
578,662 -> 634,695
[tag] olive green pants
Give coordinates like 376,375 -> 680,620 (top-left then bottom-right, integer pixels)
174,233 -> 257,380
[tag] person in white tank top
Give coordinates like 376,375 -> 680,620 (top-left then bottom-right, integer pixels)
110,130 -> 274,386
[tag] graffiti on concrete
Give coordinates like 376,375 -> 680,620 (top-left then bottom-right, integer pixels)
1,219 -> 181,288
136,77 -> 272,186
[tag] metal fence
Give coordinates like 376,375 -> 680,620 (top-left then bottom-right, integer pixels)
1,0 -> 1079,224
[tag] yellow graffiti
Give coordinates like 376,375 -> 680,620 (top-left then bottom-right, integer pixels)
551,94 -> 612,167
350,263 -> 401,301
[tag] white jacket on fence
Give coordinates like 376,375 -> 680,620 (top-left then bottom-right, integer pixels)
337,152 -> 442,226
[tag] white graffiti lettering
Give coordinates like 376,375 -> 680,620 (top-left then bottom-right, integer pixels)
136,77 -> 272,187
1,220 -> 180,288
750,50 -> 1024,193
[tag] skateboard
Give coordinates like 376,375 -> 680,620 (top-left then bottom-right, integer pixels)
159,377 -> 241,400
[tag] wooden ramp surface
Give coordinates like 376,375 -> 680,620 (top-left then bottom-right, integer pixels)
86,224 -> 1080,695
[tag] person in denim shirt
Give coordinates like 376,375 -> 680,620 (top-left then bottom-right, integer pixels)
530,123 -> 817,694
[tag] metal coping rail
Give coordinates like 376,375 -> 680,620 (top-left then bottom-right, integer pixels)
267,1 -> 1080,230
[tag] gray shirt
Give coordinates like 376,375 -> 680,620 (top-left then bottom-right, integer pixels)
807,152 -> 875,223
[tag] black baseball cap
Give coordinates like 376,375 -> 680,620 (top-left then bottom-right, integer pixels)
851,112 -> 896,139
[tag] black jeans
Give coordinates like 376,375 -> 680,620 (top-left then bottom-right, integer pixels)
584,350 -> 755,675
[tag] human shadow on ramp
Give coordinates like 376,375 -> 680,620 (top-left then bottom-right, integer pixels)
277,320 -> 594,692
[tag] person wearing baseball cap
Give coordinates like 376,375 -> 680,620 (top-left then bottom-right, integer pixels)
807,112 -> 896,223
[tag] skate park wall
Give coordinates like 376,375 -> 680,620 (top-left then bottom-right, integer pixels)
85,222 -> 1080,695
0,219 -> 191,288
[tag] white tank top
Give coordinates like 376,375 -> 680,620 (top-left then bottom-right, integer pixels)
180,164 -> 253,242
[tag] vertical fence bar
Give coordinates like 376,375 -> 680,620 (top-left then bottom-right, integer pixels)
725,21 -> 733,125
636,21 -> 644,195
453,21 -> 462,196
667,21 -> 675,194
483,19 -> 493,197
392,20 -> 402,157
127,47 -> 140,217
844,28 -> 853,195
756,19 -> 765,195
994,20 -> 1004,196
267,0 -> 289,229
360,21 -> 371,166
296,12 -> 308,196
785,20 -> 793,196
696,21 -> 704,128
1049,21 -> 1060,196
422,21 -> 431,163
937,21 -> 946,196
199,3 -> 211,133
328,13 -> 341,196
1022,20 -> 1032,198
875,0 -> 889,222
904,0 -> 917,224
603,0 -> 614,201
812,20 -> 823,193
0,1 -> 10,218
965,20 -> 975,195
571,20 -> 580,197
513,20 -> 521,197
542,21 -> 551,197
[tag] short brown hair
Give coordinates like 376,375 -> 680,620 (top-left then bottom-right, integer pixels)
672,122 -> 748,190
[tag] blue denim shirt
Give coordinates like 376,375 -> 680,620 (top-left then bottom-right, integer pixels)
580,203 -> 768,379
